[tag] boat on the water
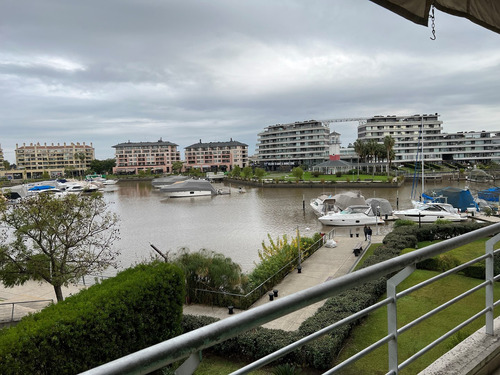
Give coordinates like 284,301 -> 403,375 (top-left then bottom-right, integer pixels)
310,194 -> 336,216
393,202 -> 465,223
422,186 -> 479,212
318,205 -> 384,226
151,175 -> 191,188
160,179 -> 219,198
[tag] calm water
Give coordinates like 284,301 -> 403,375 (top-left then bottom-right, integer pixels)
102,178 -> 486,275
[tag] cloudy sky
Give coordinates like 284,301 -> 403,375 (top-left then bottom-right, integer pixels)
1,1 -> 499,162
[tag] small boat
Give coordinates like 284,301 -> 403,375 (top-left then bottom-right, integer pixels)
318,205 -> 384,226
160,179 -> 218,198
393,202 -> 465,223
310,194 -> 336,216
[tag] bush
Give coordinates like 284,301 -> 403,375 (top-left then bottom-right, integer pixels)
0,262 -> 185,374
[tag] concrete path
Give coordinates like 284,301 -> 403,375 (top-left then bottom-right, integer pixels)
184,233 -> 385,331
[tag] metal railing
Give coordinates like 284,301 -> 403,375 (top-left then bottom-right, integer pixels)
0,299 -> 53,323
80,222 -> 500,375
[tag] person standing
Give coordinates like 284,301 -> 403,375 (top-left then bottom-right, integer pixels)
367,226 -> 372,241
363,225 -> 368,241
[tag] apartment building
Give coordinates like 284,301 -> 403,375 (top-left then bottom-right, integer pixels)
255,120 -> 330,170
112,139 -> 181,174
355,114 -> 500,166
184,139 -> 248,171
15,142 -> 95,178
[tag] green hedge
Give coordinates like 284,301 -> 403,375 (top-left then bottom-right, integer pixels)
0,261 -> 185,374
180,222 -> 488,370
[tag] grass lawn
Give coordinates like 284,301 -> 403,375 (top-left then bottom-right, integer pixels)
264,172 -> 391,183
193,353 -> 322,375
335,269 -> 500,374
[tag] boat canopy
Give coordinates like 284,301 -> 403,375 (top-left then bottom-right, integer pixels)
423,187 -> 479,211
28,185 -> 56,191
159,179 -> 217,195
331,191 -> 366,210
366,198 -> 393,216
478,187 -> 500,202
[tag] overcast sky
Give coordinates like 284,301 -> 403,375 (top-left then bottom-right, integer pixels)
1,1 -> 499,162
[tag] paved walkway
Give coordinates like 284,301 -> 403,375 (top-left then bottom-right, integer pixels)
184,233 -> 385,331
0,234 -> 385,329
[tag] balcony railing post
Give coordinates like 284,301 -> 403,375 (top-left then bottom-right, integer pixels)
387,264 -> 416,374
485,234 -> 499,335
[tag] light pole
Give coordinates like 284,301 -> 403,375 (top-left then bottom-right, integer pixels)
297,226 -> 302,273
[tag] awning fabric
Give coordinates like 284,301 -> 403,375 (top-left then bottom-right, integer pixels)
370,0 -> 500,34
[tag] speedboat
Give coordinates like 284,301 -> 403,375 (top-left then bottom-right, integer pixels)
393,202 -> 465,223
310,194 -> 337,216
318,205 -> 384,226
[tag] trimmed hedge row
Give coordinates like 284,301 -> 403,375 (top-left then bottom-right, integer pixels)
180,221 -> 488,370
0,261 -> 185,374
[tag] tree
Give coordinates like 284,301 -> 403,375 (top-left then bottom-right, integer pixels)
0,193 -> 120,302
2,160 -> 11,170
231,165 -> 241,178
383,135 -> 396,176
74,152 -> 87,173
254,167 -> 266,181
292,167 -> 304,180
172,161 -> 184,174
90,159 -> 116,175
241,166 -> 253,179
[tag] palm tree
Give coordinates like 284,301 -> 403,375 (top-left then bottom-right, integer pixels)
383,135 -> 396,177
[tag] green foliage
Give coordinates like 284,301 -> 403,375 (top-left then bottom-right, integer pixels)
174,249 -> 244,305
90,159 -> 116,175
241,166 -> 253,179
291,167 -> 303,180
394,219 -> 416,227
0,262 -> 184,374
0,192 -> 120,301
272,363 -> 303,375
231,165 -> 241,178
254,167 -> 266,180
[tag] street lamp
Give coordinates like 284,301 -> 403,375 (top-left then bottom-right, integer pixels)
297,226 -> 302,273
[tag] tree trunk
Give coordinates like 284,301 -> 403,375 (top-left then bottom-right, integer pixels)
54,284 -> 64,302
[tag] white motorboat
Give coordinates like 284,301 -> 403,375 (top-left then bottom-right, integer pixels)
160,179 -> 218,198
310,194 -> 336,216
318,205 -> 384,226
393,202 -> 465,223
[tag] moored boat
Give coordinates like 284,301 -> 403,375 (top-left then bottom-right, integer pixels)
318,205 -> 384,226
160,179 -> 218,198
393,202 -> 465,223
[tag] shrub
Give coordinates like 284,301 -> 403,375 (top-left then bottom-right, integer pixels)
394,219 -> 416,228
0,262 -> 185,374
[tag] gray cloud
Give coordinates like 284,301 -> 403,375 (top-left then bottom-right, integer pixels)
1,0 -> 499,161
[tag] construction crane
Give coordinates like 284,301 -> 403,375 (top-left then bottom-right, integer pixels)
319,117 -> 369,126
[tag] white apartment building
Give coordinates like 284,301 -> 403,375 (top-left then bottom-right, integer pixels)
356,114 -> 500,166
184,139 -> 248,171
112,139 -> 181,174
255,120 -> 330,170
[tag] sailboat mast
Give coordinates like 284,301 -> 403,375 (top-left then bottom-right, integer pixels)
421,116 -> 424,200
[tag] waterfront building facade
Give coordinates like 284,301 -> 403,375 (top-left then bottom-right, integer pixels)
354,114 -> 500,166
184,139 -> 248,172
255,120 -> 330,170
112,139 -> 181,174
15,142 -> 94,179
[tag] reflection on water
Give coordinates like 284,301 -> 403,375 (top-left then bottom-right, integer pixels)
102,179 -> 488,274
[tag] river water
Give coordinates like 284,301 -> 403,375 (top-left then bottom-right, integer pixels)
102,178 -> 487,275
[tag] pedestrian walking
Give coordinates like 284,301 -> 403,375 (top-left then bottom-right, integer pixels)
367,226 -> 372,241
363,225 -> 368,241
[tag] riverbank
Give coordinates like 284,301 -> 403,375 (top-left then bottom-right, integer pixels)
225,178 -> 404,189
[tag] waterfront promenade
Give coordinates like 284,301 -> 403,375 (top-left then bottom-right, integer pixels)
184,233 -> 385,330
